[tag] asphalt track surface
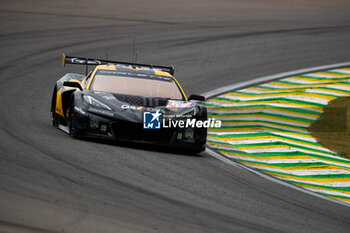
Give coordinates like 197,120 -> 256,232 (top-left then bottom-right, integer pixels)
1,0 -> 350,232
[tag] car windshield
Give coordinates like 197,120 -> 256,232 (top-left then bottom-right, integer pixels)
91,74 -> 184,100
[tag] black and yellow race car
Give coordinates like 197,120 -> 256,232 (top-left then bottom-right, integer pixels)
51,54 -> 208,152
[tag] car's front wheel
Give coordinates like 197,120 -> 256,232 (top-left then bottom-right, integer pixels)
68,100 -> 78,138
51,86 -> 60,127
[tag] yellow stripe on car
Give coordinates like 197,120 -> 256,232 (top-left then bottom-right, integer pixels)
55,88 -> 64,117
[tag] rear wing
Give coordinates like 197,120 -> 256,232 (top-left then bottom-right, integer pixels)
62,54 -> 174,75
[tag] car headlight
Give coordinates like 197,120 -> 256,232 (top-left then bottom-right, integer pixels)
83,95 -> 111,110
177,129 -> 195,142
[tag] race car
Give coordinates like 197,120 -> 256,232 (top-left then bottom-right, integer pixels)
51,54 -> 207,152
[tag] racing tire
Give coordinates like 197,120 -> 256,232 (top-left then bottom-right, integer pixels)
51,86 -> 60,127
68,100 -> 78,138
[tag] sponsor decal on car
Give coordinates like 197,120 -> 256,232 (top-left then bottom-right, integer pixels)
122,105 -> 165,112
88,107 -> 114,118
166,100 -> 192,110
121,104 -> 137,110
101,94 -> 115,100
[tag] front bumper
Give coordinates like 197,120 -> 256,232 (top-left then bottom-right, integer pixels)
71,111 -> 207,150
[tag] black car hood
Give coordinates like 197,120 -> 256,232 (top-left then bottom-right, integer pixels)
83,91 -> 197,123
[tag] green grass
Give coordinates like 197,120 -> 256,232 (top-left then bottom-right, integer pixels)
309,97 -> 350,159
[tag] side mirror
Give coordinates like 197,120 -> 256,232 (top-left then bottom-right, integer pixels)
63,81 -> 83,91
188,94 -> 205,101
